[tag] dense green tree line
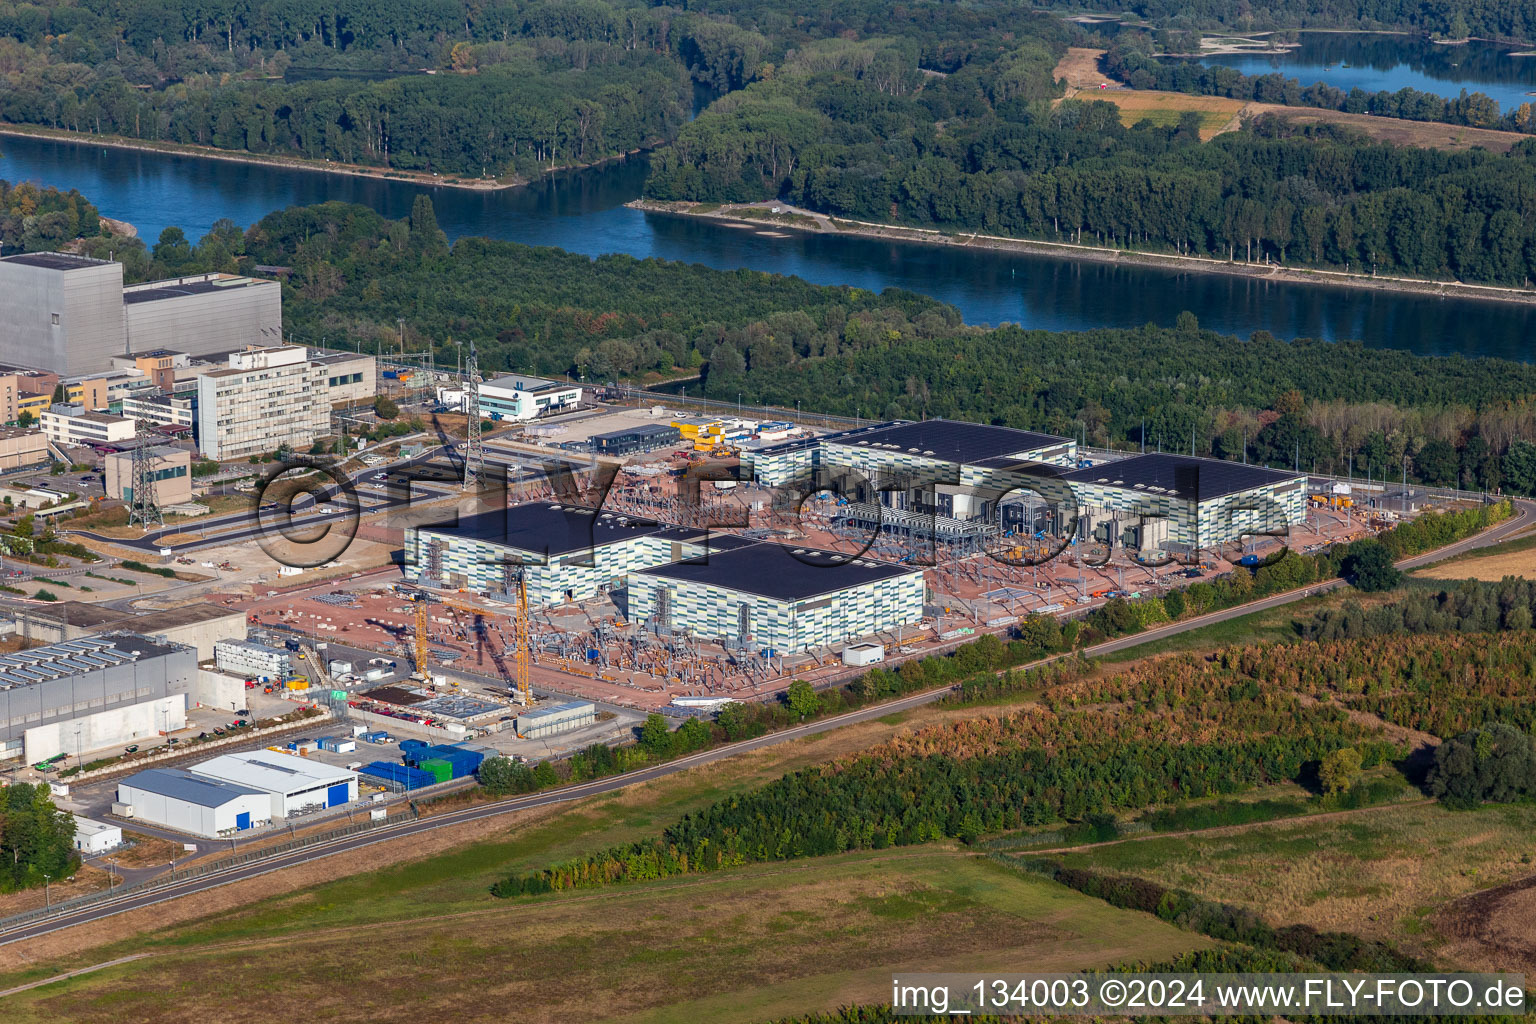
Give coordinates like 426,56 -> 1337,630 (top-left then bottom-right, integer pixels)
0,783 -> 79,892
1102,37 -> 1531,129
1303,575 -> 1536,640
1427,723 -> 1536,806
1034,0 -> 1536,42
0,179 -> 103,253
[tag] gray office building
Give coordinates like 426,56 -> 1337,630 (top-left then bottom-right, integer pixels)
0,253 -> 126,374
0,632 -> 197,764
0,254 -> 284,374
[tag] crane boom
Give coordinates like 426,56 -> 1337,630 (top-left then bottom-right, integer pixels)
413,597 -> 430,678
513,569 -> 531,704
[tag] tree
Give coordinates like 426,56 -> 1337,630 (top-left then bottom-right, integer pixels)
478,756 -> 524,794
531,760 -> 559,788
16,411 -> 33,428
716,701 -> 753,741
1427,725 -> 1536,807
374,395 -> 399,420
1342,541 -> 1401,593
639,712 -> 672,757
786,679 -> 819,718
1318,747 -> 1362,795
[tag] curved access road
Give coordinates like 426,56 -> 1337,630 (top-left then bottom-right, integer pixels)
3,498 -> 1530,946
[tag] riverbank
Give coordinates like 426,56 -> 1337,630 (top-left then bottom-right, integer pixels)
628,199 -> 1536,309
0,123 -> 522,192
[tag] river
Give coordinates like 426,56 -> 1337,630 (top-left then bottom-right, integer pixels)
1199,32 -> 1536,113
0,130 -> 1531,361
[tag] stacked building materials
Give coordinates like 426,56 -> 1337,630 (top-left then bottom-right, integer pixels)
359,762 -> 435,790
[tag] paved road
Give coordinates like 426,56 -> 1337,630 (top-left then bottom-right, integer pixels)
3,498 -> 1529,946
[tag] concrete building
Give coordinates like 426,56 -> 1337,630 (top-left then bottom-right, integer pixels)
516,701 -> 596,739
214,638 -> 292,679
116,767 -> 271,837
628,543 -> 924,654
122,273 -> 282,359
104,445 -> 193,505
409,503 -> 685,607
0,427 -> 50,470
120,389 -> 197,429
11,603 -> 246,662
311,351 -> 378,406
62,377 -> 110,411
0,256 -> 282,374
40,405 -> 136,448
476,374 -> 582,421
0,369 -> 59,423
196,346 -> 327,460
188,750 -> 358,819
112,349 -> 187,391
71,815 -> 123,855
0,253 -> 126,374
0,633 -> 196,764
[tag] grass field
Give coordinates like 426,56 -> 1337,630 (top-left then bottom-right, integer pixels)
1,851 -> 1203,1023
1053,48 -> 1529,152
1412,532 -> 1536,582
1052,801 -> 1536,965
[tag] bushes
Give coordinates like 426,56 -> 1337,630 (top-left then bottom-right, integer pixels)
121,560 -> 176,578
1020,860 -> 1429,972
1426,724 -> 1536,808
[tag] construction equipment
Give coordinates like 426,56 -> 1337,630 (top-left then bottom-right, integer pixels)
411,587 -> 532,704
512,567 -> 531,705
413,596 -> 430,678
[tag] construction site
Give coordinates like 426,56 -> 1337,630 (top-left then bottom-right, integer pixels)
223,402 -> 1428,718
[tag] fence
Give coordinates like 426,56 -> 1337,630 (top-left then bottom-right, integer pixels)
0,805 -> 420,937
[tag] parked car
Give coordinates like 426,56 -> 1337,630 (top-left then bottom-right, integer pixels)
123,745 -> 138,753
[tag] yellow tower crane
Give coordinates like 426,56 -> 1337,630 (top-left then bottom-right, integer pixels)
413,596 -> 430,679
413,585 -> 532,705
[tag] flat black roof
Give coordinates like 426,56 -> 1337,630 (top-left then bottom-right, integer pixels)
1,252 -> 113,271
592,423 -> 679,441
1062,454 -> 1303,501
418,502 -> 664,559
638,542 -> 917,602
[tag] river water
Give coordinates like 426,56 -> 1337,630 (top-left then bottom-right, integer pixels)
0,130 -> 1531,361
1199,32 -> 1536,113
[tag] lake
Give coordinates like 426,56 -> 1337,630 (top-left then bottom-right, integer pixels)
0,130 -> 1531,361
1199,32 -> 1536,113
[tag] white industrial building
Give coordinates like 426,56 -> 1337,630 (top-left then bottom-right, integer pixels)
439,374 -> 582,422
116,767 -> 271,837
71,815 -> 123,855
188,750 -> 358,818
516,701 -> 596,739
214,638 -> 292,679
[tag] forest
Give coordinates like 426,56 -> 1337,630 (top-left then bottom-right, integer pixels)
646,49 -> 1536,288
0,0 -> 1074,176
0,783 -> 79,892
1033,0 -> 1536,42
0,179 -> 103,252
63,195 -> 1536,496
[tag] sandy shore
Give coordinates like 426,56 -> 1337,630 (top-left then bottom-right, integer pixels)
628,199 -> 1536,308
